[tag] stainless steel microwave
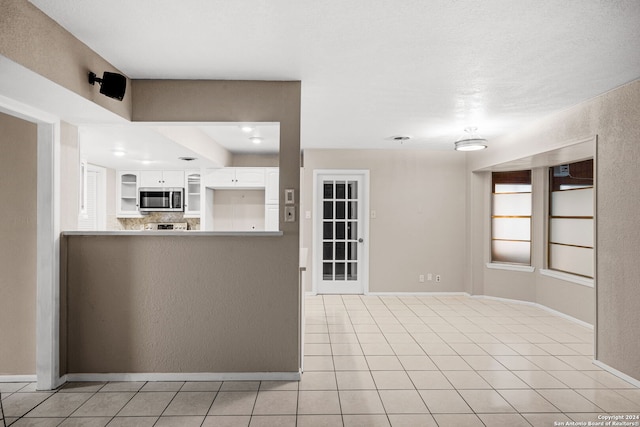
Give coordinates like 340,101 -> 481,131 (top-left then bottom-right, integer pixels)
139,188 -> 184,212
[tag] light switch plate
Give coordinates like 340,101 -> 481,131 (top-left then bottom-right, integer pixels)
285,189 -> 295,205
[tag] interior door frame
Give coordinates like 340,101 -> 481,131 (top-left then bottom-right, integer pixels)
312,169 -> 370,295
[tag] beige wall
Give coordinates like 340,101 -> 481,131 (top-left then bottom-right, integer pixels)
60,122 -> 79,231
64,235 -> 298,373
62,80 -> 301,374
0,0 -> 132,120
467,79 -> 640,380
0,111 -> 37,375
232,153 -> 279,167
301,149 -> 467,293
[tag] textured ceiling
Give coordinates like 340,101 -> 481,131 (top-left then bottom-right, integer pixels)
29,0 -> 640,150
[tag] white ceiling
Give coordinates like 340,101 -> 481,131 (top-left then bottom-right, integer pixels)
27,0 -> 640,151
80,123 -> 280,170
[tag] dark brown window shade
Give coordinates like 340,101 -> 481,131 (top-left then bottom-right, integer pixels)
550,159 -> 593,191
492,170 -> 532,193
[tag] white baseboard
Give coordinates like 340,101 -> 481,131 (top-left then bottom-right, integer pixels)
366,292 -> 469,296
593,360 -> 640,388
471,294 -> 594,330
65,372 -> 301,382
0,374 -> 37,383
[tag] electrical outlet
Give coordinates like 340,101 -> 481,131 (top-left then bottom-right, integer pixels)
427,273 -> 433,281
435,275 -> 441,282
419,274 -> 425,283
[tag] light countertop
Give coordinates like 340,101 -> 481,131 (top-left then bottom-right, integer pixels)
62,230 -> 284,237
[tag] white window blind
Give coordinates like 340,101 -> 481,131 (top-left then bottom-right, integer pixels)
491,171 -> 532,265
548,159 -> 594,278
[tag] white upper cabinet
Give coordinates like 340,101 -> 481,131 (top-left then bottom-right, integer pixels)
205,168 -> 266,188
140,170 -> 185,188
265,168 -> 279,205
116,170 -> 143,218
184,170 -> 201,217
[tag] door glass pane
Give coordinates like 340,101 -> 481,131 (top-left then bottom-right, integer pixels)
336,222 -> 345,239
323,263 -> 333,280
324,183 -> 333,199
348,222 -> 357,240
347,263 -> 357,281
336,182 -> 346,199
335,263 -> 345,280
348,201 -> 358,219
336,201 -> 346,219
323,242 -> 333,260
348,242 -> 358,260
348,181 -> 358,199
323,201 -> 333,219
323,222 -> 333,239
335,242 -> 346,260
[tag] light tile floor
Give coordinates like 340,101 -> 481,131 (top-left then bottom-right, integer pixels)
2,295 -> 639,426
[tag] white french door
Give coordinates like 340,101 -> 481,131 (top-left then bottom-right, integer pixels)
313,171 -> 368,294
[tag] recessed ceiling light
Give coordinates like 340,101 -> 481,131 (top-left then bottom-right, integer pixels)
241,125 -> 253,133
112,149 -> 126,157
179,156 -> 197,161
249,136 -> 263,144
386,135 -> 411,144
140,160 -> 152,165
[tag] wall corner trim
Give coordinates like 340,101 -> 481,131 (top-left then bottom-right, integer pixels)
540,269 -> 594,288
592,360 -> 640,388
486,263 -> 535,273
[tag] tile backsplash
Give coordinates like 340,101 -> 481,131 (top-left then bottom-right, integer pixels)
117,212 -> 200,230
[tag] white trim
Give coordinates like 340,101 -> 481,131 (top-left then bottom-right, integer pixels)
1,96 -> 63,391
312,169 -> 370,295
592,360 -> 640,388
486,263 -> 535,273
540,268 -> 594,288
305,291 -> 317,297
471,294 -> 593,329
66,372 -> 301,382
0,375 -> 37,383
367,292 -> 469,297
36,121 -> 63,391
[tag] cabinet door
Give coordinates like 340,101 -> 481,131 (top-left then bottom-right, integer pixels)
265,204 -> 279,231
265,168 -> 279,204
117,171 -> 142,217
184,171 -> 201,216
139,170 -> 163,187
206,168 -> 236,187
162,170 -> 185,187
235,168 -> 265,187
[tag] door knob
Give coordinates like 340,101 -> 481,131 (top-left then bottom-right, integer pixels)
358,238 -> 364,243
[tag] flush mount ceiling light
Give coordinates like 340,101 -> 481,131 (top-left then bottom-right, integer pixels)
249,136 -> 263,145
88,71 -> 126,101
241,125 -> 254,133
454,127 -> 488,151
112,149 -> 126,157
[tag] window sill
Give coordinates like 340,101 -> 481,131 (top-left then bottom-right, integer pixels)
540,269 -> 594,288
486,263 -> 535,273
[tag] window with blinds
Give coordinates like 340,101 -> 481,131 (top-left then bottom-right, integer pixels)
491,170 -> 532,265
548,159 -> 594,278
